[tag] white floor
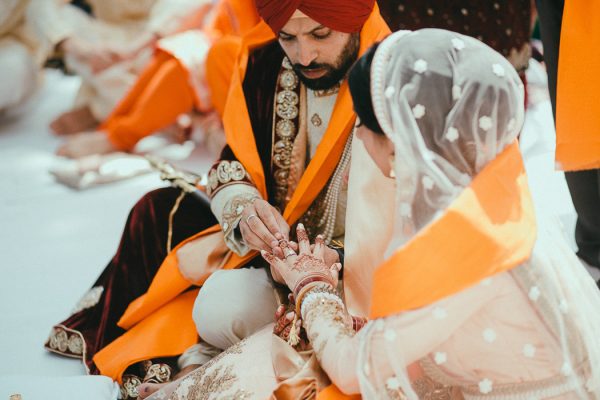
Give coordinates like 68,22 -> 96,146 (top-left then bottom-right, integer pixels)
0,70 -> 212,383
0,65 -> 589,393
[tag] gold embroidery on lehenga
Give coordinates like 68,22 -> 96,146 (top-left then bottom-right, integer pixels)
143,363 -> 173,384
412,375 -> 454,400
120,374 -> 143,399
72,286 -> 104,314
167,339 -> 253,400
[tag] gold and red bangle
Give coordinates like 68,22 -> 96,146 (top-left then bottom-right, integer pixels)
293,274 -> 334,299
293,274 -> 334,315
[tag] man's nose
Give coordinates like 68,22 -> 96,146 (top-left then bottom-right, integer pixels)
296,41 -> 317,66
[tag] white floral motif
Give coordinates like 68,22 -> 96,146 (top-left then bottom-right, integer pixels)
412,104 -> 426,119
433,307 -> 448,320
480,277 -> 493,286
422,176 -> 434,190
529,286 -> 541,301
445,127 -> 459,142
479,379 -> 493,394
386,377 -> 401,390
561,362 -> 573,376
399,203 -> 412,217
492,63 -> 506,77
483,328 -> 497,343
385,86 -> 396,99
452,38 -> 465,51
384,329 -> 398,343
413,59 -> 428,74
434,352 -> 447,365
523,344 -> 536,358
479,116 -> 493,131
452,85 -> 462,101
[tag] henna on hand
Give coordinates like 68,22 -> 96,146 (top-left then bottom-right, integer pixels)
292,254 -> 328,272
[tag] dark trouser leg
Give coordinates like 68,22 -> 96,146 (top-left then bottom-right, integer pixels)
565,170 -> 600,267
46,187 -> 217,374
536,0 -> 564,118
537,0 -> 600,268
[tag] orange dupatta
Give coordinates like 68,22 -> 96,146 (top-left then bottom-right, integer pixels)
555,1 -> 600,171
94,8 -> 390,381
319,141 -> 536,399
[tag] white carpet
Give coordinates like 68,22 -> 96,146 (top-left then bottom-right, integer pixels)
0,69 -> 212,398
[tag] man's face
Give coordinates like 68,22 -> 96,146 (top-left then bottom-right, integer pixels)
278,15 -> 360,90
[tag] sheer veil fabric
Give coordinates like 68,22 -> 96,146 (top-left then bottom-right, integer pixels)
356,29 -> 600,399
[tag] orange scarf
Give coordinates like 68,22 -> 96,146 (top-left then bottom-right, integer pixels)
319,141 -> 537,399
556,1 -> 600,171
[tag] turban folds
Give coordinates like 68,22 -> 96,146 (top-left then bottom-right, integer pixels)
256,0 -> 375,34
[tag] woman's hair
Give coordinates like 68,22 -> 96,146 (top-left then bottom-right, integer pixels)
348,42 -> 384,135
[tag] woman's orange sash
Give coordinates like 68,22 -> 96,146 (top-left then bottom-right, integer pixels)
319,141 -> 537,399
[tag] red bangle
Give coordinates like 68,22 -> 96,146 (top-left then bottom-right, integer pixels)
293,274 -> 334,300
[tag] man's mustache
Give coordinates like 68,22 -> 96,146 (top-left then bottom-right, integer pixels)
293,62 -> 331,72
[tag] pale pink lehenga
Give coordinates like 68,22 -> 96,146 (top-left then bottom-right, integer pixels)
146,324 -> 330,400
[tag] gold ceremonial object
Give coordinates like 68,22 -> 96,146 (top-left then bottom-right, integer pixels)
145,156 -> 203,193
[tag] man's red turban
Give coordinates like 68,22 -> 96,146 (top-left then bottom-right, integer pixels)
256,0 -> 375,34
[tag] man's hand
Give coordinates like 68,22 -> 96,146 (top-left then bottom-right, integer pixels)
56,131 -> 117,159
60,37 -> 121,74
239,198 -> 290,254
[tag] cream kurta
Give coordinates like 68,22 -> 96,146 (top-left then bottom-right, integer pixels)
0,0 -> 58,112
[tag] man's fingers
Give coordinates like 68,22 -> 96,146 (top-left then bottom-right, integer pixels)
246,213 -> 278,248
255,201 -> 283,239
274,212 -> 290,240
241,220 -> 272,251
240,223 -> 262,250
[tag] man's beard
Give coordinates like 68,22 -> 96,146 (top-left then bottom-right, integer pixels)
292,33 -> 360,91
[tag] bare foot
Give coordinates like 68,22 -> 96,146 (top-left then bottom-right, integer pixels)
50,106 -> 99,135
56,130 -> 117,158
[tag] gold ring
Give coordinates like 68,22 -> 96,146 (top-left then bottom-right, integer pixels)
245,214 -> 258,224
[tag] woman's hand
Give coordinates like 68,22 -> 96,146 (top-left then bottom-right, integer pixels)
261,224 -> 341,294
